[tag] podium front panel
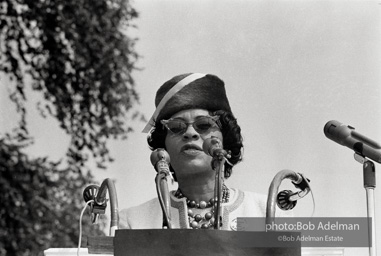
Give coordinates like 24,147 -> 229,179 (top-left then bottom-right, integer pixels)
113,229 -> 301,256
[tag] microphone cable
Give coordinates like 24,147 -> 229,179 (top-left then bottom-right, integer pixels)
78,199 -> 94,256
309,183 -> 316,217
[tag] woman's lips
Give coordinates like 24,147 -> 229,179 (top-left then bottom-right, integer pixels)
181,144 -> 203,156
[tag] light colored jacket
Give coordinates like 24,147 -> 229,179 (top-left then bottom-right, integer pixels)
119,188 -> 289,230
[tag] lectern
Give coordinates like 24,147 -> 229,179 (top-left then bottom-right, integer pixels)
87,229 -> 301,256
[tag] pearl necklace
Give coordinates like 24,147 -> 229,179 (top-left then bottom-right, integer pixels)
174,185 -> 230,229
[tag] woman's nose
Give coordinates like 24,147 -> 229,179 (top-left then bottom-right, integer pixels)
182,125 -> 200,140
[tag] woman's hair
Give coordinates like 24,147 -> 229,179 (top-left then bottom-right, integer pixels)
147,110 -> 243,180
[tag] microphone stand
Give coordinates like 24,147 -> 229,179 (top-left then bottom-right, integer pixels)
155,164 -> 172,229
211,149 -> 226,230
354,153 -> 377,256
83,178 -> 119,236
266,170 -> 306,224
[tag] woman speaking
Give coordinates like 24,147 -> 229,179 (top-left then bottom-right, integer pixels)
119,73 -> 286,230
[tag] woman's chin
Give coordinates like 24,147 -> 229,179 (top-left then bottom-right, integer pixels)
171,154 -> 214,177
179,163 -> 214,177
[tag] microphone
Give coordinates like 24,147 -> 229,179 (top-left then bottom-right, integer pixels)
277,190 -> 297,211
151,149 -> 172,228
203,137 -> 226,158
150,148 -> 171,173
324,120 -> 381,163
203,137 -> 227,229
83,185 -> 106,224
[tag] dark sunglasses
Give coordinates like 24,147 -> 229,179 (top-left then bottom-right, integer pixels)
161,116 -> 220,135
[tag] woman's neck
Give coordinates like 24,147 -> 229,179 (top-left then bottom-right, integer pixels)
177,172 -> 216,202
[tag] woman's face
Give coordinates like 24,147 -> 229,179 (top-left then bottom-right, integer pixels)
164,109 -> 223,180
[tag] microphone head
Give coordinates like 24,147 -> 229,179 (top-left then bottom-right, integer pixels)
202,137 -> 223,156
324,120 -> 353,145
277,190 -> 297,211
324,120 -> 341,135
150,148 -> 170,167
83,185 -> 99,203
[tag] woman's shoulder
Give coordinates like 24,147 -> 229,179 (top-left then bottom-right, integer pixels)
231,188 -> 267,204
222,188 -> 267,220
119,197 -> 161,229
120,197 -> 160,215
242,190 -> 267,202
233,188 -> 293,217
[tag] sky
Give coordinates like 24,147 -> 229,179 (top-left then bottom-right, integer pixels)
1,1 -> 380,255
